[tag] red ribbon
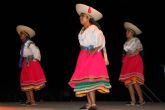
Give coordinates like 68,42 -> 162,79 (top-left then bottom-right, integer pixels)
88,7 -> 92,13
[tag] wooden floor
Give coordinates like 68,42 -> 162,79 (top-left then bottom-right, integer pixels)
0,102 -> 165,110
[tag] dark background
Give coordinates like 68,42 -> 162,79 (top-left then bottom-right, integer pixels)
0,0 -> 164,102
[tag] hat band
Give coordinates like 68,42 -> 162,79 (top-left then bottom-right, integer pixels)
23,31 -> 30,38
127,28 -> 136,33
80,13 -> 93,19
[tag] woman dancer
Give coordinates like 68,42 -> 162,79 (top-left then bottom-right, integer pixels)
17,25 -> 46,105
119,22 -> 145,105
69,4 -> 111,110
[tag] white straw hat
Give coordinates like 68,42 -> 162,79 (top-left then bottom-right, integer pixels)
16,25 -> 36,38
76,4 -> 103,21
124,22 -> 142,35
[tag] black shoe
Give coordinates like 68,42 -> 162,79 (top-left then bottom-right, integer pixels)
88,106 -> 97,110
126,101 -> 136,106
80,105 -> 89,110
136,101 -> 145,106
20,101 -> 31,105
30,103 -> 37,106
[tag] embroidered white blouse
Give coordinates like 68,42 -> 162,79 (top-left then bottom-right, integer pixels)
78,25 -> 105,51
21,40 -> 41,61
124,37 -> 143,54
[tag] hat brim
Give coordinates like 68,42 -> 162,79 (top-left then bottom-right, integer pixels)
16,25 -> 35,38
124,22 -> 142,35
76,4 -> 103,21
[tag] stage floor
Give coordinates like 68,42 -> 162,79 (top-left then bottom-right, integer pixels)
0,102 -> 165,110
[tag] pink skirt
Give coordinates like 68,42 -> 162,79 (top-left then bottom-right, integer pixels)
20,60 -> 46,91
69,50 -> 111,97
119,54 -> 144,85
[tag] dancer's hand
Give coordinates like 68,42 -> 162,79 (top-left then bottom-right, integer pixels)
89,48 -> 97,54
103,47 -> 110,65
105,58 -> 110,65
89,46 -> 101,54
33,59 -> 38,62
128,49 -> 140,57
103,53 -> 110,65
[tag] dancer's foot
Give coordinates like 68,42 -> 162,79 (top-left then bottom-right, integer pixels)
126,101 -> 136,106
88,106 -> 97,110
20,101 -> 31,105
30,102 -> 37,106
88,104 -> 97,110
30,100 -> 37,106
136,101 -> 145,106
80,104 -> 91,110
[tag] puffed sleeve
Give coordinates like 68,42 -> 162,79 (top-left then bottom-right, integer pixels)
135,38 -> 143,51
29,43 -> 41,61
95,30 -> 105,51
